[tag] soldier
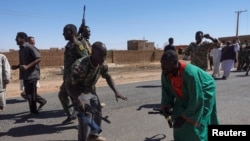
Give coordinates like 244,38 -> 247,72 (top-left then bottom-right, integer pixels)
65,41 -> 127,141
78,25 -> 107,109
244,42 -> 250,76
239,40 -> 249,71
78,25 -> 92,54
186,31 -> 218,71
59,24 -> 89,124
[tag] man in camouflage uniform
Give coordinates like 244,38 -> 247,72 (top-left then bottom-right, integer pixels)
244,41 -> 250,75
59,24 -> 89,124
78,25 -> 92,55
65,41 -> 127,141
238,40 -> 249,71
186,31 -> 218,71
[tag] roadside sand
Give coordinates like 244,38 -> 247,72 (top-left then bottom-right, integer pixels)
7,63 -> 162,98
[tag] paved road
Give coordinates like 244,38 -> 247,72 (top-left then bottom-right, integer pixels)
0,71 -> 250,141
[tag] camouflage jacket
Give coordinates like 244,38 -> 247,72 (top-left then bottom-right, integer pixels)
186,41 -> 214,70
63,40 -> 89,80
80,38 -> 92,55
70,56 -> 110,93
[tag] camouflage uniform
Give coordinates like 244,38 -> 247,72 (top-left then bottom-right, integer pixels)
244,46 -> 250,75
65,56 -> 110,140
237,46 -> 248,71
58,40 -> 88,118
80,38 -> 92,55
186,41 -> 214,71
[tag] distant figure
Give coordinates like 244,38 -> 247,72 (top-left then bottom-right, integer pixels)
78,25 -> 92,54
0,54 -> 11,111
245,44 -> 250,76
238,40 -> 249,71
208,48 -> 213,70
232,38 -> 241,69
27,36 -> 41,87
186,31 -> 218,70
28,36 -> 36,45
12,32 -> 47,114
164,37 -> 176,52
210,40 -> 222,78
20,36 -> 41,100
221,40 -> 240,79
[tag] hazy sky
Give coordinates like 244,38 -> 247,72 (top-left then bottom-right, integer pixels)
0,0 -> 249,51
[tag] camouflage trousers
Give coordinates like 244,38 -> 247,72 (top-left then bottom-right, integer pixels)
58,81 -> 74,117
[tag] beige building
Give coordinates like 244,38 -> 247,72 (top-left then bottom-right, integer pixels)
127,40 -> 155,50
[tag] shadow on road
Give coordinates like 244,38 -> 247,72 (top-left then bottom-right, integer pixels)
236,74 -> 249,77
0,123 -> 76,137
0,110 -> 65,123
144,134 -> 169,141
213,78 -> 225,80
137,103 -> 161,111
0,109 -> 76,138
6,99 -> 26,104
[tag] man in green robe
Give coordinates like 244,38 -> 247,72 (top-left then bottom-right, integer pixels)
160,50 -> 219,141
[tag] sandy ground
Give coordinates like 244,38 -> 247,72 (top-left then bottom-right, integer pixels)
6,62 -> 162,98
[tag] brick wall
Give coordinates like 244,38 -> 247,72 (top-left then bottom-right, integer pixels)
3,49 -> 65,67
1,49 -> 187,67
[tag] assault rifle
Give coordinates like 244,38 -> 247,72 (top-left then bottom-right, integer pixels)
77,94 -> 111,133
77,4 -> 86,40
84,104 -> 111,124
68,95 -> 111,125
77,104 -> 111,134
148,108 -> 173,128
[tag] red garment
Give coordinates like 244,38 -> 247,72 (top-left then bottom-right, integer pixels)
167,61 -> 186,98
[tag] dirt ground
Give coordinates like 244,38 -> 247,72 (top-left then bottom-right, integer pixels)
7,62 -> 162,98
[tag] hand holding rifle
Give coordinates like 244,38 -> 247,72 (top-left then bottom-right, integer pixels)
148,108 -> 173,128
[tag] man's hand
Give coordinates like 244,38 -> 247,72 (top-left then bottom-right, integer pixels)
77,95 -> 86,111
203,34 -> 210,38
161,107 -> 173,116
11,65 -> 19,70
115,93 -> 127,101
20,65 -> 28,70
4,80 -> 9,84
173,117 -> 186,128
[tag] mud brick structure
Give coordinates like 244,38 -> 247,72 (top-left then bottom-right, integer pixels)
2,48 -> 190,68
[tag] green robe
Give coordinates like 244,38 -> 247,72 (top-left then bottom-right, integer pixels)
161,62 -> 219,141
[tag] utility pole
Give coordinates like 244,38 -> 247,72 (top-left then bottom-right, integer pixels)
235,9 -> 247,37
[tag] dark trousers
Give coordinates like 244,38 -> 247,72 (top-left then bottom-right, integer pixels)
65,80 -> 101,141
209,56 -> 213,70
77,93 -> 102,141
24,79 -> 46,114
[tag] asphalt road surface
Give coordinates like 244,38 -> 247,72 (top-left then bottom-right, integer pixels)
0,71 -> 250,141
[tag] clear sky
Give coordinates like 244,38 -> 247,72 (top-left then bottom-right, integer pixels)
0,0 -> 250,51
